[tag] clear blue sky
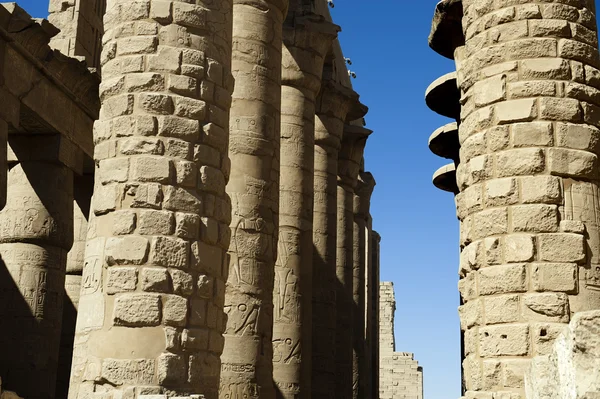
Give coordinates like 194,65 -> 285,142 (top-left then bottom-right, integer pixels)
17,0 -> 464,398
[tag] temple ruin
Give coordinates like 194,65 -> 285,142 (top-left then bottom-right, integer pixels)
427,0 -> 600,398
0,0 -> 384,398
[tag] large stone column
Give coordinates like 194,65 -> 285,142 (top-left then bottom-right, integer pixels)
56,172 -> 94,399
456,1 -> 600,397
336,124 -> 370,399
352,170 -> 375,399
220,0 -> 288,398
312,78 -> 361,399
370,230 -> 381,399
273,10 -> 338,398
69,1 -> 233,398
0,135 -> 74,399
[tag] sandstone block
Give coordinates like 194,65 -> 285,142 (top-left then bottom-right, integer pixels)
125,73 -> 165,94
105,236 -> 149,265
532,263 -> 577,293
175,213 -> 200,239
523,293 -> 570,323
163,186 -> 202,213
174,97 -> 206,120
196,274 -> 214,298
459,273 -> 478,302
157,353 -> 187,385
496,98 -> 537,124
101,359 -> 155,385
509,81 -> 557,99
99,158 -> 129,183
151,236 -> 189,268
163,294 -> 188,327
485,237 -> 503,266
502,359 -> 529,388
138,210 -> 175,235
548,148 -> 598,178
190,298 -> 207,326
560,220 -> 585,234
106,267 -> 138,294
113,294 -> 161,326
141,267 -> 170,292
479,324 -> 530,357
131,156 -> 172,183
120,137 -> 164,156
479,264 -> 527,295
170,269 -> 194,296
539,98 -> 582,122
511,204 -> 559,233
182,328 -> 209,351
132,183 -> 164,209
496,148 -> 545,177
174,161 -> 198,188
94,184 -> 120,215
512,122 -> 553,148
112,210 -> 137,235
473,208 -> 509,239
539,233 -> 585,263
555,123 -> 600,151
504,234 -> 535,263
519,58 -> 570,80
520,175 -> 562,204
157,116 -> 200,141
485,294 -> 520,325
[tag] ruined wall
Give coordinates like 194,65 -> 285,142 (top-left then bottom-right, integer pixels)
379,282 -> 424,399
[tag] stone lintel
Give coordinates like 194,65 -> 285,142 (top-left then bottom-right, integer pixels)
428,122 -> 460,162
425,72 -> 460,120
428,0 -> 464,60
432,163 -> 459,194
8,134 -> 85,175
0,3 -> 99,158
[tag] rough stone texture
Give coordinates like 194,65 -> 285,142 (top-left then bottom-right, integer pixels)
219,1 -> 287,398
379,283 -> 424,399
427,0 -> 600,398
272,5 -> 338,398
0,136 -> 74,399
69,1 -> 233,398
526,310 -> 600,399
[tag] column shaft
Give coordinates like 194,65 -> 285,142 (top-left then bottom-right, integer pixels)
312,80 -> 357,399
273,14 -> 337,398
370,231 -> 381,399
70,1 -> 233,398
220,0 -> 287,398
457,1 -> 600,396
0,140 -> 74,399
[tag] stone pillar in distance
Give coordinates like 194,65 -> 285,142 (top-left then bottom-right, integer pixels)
273,9 -> 338,398
0,135 -> 75,399
352,170 -> 375,399
336,123 -> 371,399
220,0 -> 288,398
69,1 -> 233,398
312,76 -> 363,399
456,0 -> 600,396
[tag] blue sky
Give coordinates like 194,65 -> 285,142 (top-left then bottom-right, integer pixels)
17,0 -> 462,397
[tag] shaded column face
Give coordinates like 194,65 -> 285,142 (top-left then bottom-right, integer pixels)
0,137 -> 74,399
273,13 -> 337,399
351,172 -> 374,399
56,172 -> 94,399
312,82 -> 357,399
69,1 -> 233,398
370,231 -> 381,399
456,0 -> 600,397
220,1 -> 287,398
0,120 -> 6,210
336,127 -> 370,399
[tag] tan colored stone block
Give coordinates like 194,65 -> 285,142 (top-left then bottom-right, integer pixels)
459,299 -> 484,330
106,267 -> 138,294
502,359 -> 529,388
511,204 -> 558,233
531,263 -> 577,293
555,123 -> 600,151
504,234 -> 535,263
538,233 -> 585,263
496,98 -> 537,124
478,264 -> 527,295
496,148 -> 545,177
479,324 -> 530,357
520,175 -> 562,204
539,98 -> 582,122
484,294 -> 520,325
548,148 -> 598,178
473,208 -> 509,240
485,178 -> 518,207
523,293 -> 570,323
519,58 -> 570,80
105,236 -> 149,265
512,122 -> 553,148
113,294 -> 161,326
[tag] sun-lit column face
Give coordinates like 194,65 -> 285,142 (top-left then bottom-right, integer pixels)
455,0 -> 600,397
69,1 -> 234,398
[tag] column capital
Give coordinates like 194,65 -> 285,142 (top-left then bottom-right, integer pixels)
282,12 -> 340,93
372,230 -> 381,244
315,81 -> 362,148
338,123 -> 372,189
354,171 -> 376,218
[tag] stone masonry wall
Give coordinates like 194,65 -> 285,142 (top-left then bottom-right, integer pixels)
379,282 -> 424,399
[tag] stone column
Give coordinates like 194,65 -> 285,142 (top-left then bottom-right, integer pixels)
370,230 -> 381,399
0,135 -> 74,399
312,79 -> 360,399
273,10 -> 338,398
336,124 -> 370,399
353,170 -> 375,399
456,1 -> 600,397
69,1 -> 233,398
220,0 -> 288,398
56,172 -> 94,399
